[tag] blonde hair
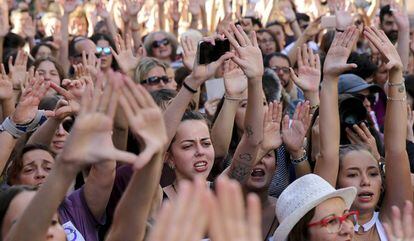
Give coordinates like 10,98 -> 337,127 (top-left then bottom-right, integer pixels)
134,57 -> 166,84
143,31 -> 179,61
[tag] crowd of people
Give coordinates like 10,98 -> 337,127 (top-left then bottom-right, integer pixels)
0,0 -> 413,240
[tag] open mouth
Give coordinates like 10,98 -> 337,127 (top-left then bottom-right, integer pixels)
193,161 -> 208,173
357,191 -> 374,202
250,168 -> 265,177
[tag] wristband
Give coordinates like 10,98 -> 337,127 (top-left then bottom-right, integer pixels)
224,94 -> 243,101
182,82 -> 197,94
387,96 -> 406,101
0,110 -> 48,139
290,150 -> 307,165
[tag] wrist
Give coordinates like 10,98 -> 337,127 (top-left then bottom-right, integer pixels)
290,148 -> 305,159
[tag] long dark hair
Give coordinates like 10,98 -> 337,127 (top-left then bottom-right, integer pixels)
90,33 -> 120,71
288,208 -> 315,241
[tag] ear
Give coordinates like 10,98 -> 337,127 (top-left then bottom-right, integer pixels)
164,151 -> 175,169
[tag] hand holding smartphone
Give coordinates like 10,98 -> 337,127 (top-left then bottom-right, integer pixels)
198,39 -> 230,65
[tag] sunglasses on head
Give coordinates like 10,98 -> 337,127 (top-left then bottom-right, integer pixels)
271,66 -> 290,74
95,46 -> 111,57
141,76 -> 171,86
62,117 -> 75,133
152,38 -> 170,48
353,93 -> 377,105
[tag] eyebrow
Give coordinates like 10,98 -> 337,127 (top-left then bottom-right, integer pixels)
346,166 -> 379,171
180,138 -> 211,144
24,159 -> 53,166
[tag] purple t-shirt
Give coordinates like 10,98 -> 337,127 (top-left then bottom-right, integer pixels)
59,187 -> 104,241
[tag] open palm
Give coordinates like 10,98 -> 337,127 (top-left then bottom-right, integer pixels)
223,60 -> 247,97
262,101 -> 283,152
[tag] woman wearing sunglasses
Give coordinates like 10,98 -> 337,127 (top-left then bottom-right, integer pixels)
90,33 -> 119,73
134,57 -> 177,92
143,31 -> 179,65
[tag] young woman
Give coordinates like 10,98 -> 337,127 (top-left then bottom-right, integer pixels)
315,25 -> 413,241
134,57 -> 176,92
33,57 -> 65,95
162,24 -> 265,198
90,33 -> 119,73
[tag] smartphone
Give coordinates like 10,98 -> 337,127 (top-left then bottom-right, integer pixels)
198,39 -> 230,65
321,15 -> 336,29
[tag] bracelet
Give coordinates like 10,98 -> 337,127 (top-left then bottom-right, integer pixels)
387,81 -> 404,87
0,110 -> 48,139
182,82 -> 197,94
336,28 -> 345,33
224,94 -> 243,101
290,150 -> 307,165
310,104 -> 319,110
387,96 -> 406,101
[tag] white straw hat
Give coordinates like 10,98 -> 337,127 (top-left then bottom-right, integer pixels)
272,174 -> 357,241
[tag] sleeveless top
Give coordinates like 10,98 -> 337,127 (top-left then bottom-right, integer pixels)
353,212 -> 387,241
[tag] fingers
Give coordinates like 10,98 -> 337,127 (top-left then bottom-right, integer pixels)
50,82 -> 75,100
246,193 -> 262,241
402,201 -> 413,238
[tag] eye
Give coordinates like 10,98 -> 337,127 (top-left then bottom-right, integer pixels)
369,171 -> 379,177
51,220 -> 58,226
327,217 -> 339,226
202,141 -> 212,147
182,144 -> 192,150
23,168 -> 34,174
347,173 -> 358,178
240,103 -> 247,108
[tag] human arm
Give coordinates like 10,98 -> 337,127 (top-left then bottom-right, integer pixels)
189,0 -> 201,29
364,26 -> 413,220
0,64 -> 14,121
97,0 -> 118,42
314,26 -> 359,186
157,0 -> 166,30
59,0 -> 78,74
222,25 -> 264,183
281,3 -> 301,39
112,33 -> 141,78
0,0 -> 9,61
383,201 -> 414,241
289,44 -> 321,108
392,2 -> 410,72
105,77 -> 167,241
210,60 -> 248,158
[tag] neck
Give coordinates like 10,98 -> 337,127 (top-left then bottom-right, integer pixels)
356,209 -> 375,225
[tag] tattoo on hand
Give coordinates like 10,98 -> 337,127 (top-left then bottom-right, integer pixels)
229,153 -> 253,182
245,125 -> 253,138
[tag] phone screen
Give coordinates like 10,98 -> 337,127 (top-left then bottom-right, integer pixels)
198,39 -> 230,65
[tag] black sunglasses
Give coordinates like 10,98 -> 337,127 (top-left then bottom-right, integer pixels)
141,76 -> 170,85
62,117 -> 75,133
353,93 -> 377,105
152,38 -> 170,48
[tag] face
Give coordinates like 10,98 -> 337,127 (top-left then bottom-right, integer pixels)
381,14 -> 398,43
337,150 -> 382,212
269,56 -> 291,89
151,33 -> 172,60
165,67 -> 177,90
37,61 -> 61,92
240,18 -> 254,34
267,25 -> 285,49
245,151 -> 276,191
2,191 -> 66,241
50,117 -> 72,155
169,120 -> 215,181
257,31 -> 277,55
308,197 -> 354,241
15,149 -> 54,187
73,39 -> 96,65
354,89 -> 374,112
141,66 -> 169,92
36,45 -> 52,59
96,39 -> 113,70
374,62 -> 388,86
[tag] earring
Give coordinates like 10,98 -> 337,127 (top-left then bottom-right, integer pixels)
168,163 -> 175,170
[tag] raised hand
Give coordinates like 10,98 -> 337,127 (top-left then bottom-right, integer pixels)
390,1 -> 409,30
96,0 -> 110,19
223,24 -> 264,80
290,44 -> 321,93
323,26 -> 359,79
364,26 -> 403,71
112,33 -> 140,75
261,101 -> 283,153
329,0 -> 353,31
280,2 -> 296,23
168,0 -> 181,23
118,77 -> 168,169
181,36 -> 197,71
223,60 -> 248,98
208,176 -> 262,241
22,17 -> 36,39
383,201 -> 414,241
11,72 -> 54,124
188,35 -> 234,88
346,123 -> 381,161
189,0 -> 201,15
0,1 -> 10,37
62,64 -> 94,100
217,14 -> 232,35
82,50 -> 101,79
303,16 -> 321,38
146,179 -> 209,241
59,77 -> 138,165
282,101 -> 312,157
125,0 -> 144,18
8,50 -> 28,90
0,64 -> 13,100
50,82 -> 81,120
61,0 -> 78,14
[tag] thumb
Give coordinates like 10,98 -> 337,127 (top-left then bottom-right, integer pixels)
341,63 -> 358,72
133,147 -> 156,170
112,148 -> 140,164
44,110 -> 55,117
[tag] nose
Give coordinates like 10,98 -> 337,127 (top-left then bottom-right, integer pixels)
392,23 -> 398,31
194,143 -> 206,157
360,172 -> 371,186
56,124 -> 67,136
35,168 -> 47,180
338,219 -> 354,237
363,98 -> 371,110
